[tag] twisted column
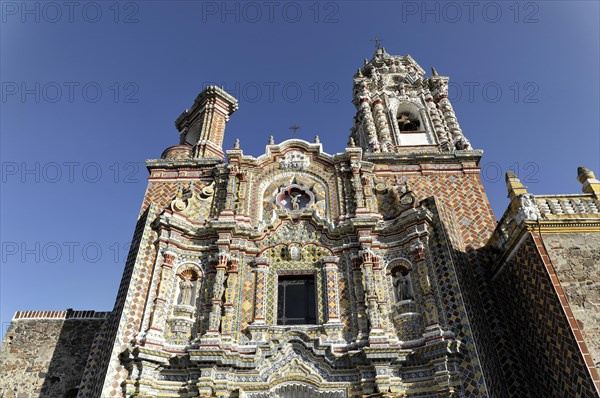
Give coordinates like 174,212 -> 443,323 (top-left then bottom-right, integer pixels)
359,98 -> 380,152
425,94 -> 451,151
372,99 -> 392,152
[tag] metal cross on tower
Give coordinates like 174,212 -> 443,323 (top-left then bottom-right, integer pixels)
289,124 -> 301,137
370,37 -> 382,49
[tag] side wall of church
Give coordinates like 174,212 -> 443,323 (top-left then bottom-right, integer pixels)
542,232 -> 600,369
0,311 -> 107,398
493,232 -> 599,396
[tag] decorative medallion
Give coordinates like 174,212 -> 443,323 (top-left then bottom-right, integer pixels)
279,151 -> 310,170
287,243 -> 302,261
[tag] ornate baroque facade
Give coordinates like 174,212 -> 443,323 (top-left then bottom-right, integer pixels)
1,49 -> 599,398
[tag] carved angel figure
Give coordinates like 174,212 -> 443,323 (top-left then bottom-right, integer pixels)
290,193 -> 300,211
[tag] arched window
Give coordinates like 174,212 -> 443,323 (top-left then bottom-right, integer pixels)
395,103 -> 431,146
397,112 -> 421,132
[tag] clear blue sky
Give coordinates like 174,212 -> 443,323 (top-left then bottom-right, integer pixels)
1,1 -> 599,336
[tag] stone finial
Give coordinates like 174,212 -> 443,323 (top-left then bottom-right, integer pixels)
349,137 -> 356,147
357,68 -> 363,77
506,172 -> 528,201
269,135 -> 275,145
577,166 -> 600,197
431,67 -> 439,76
234,138 -> 240,149
314,135 -> 320,143
578,166 -> 596,183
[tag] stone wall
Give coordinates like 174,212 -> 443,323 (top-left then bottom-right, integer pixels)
542,232 -> 600,368
0,310 -> 108,398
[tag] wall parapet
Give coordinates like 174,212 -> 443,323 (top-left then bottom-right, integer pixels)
12,309 -> 110,320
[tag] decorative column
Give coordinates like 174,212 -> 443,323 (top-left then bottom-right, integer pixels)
351,255 -> 369,341
220,164 -> 238,219
359,249 -> 386,343
350,160 -> 366,213
234,171 -> 251,224
439,96 -> 469,149
323,256 -> 341,322
322,256 -> 344,343
372,256 -> 394,340
425,93 -> 450,151
335,165 -> 349,220
359,98 -> 380,152
144,250 -> 178,346
248,257 -> 271,343
204,251 -> 229,340
220,256 -> 240,341
412,239 -> 440,331
361,171 -> 379,216
372,99 -> 392,152
430,75 -> 470,150
429,72 -> 471,150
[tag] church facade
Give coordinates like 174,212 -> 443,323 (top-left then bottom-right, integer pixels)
1,49 -> 599,398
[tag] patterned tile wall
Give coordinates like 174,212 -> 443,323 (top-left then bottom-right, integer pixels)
494,233 -> 598,396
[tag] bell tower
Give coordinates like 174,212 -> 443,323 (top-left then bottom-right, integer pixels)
350,47 -> 471,153
175,85 -> 238,161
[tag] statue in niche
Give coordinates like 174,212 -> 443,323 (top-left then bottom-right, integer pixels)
178,278 -> 194,306
392,270 -> 414,302
277,185 -> 312,213
290,193 -> 301,211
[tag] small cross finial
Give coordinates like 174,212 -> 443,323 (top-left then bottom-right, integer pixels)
370,37 -> 382,50
289,124 -> 300,136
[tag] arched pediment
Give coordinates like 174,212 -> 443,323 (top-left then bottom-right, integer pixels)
259,139 -> 335,166
252,342 -> 350,392
227,139 -> 337,169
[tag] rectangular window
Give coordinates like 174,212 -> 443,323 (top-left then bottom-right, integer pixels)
277,275 -> 316,325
